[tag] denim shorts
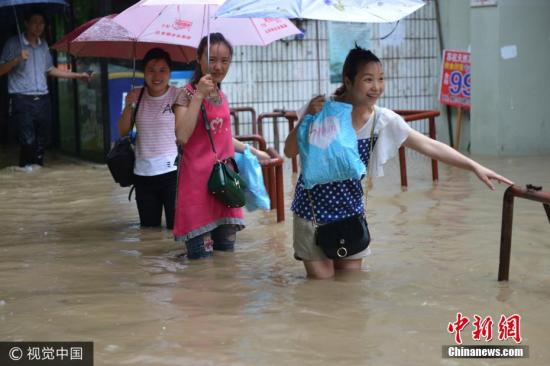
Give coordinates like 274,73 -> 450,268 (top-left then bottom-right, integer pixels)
293,214 -> 371,261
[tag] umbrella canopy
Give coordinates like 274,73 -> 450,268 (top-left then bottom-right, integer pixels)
65,15 -> 196,63
139,0 -> 224,4
112,3 -> 302,48
51,15 -> 102,54
216,0 -> 425,23
0,0 -> 67,32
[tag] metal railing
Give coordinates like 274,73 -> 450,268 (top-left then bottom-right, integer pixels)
394,110 -> 440,188
498,185 -> 550,281
230,107 -> 258,136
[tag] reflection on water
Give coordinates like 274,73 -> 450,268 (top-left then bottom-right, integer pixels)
1,151 -> 549,365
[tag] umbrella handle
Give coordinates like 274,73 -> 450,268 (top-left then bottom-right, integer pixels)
12,6 -> 24,52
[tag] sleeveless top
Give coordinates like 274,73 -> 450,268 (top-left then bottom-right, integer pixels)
173,84 -> 244,241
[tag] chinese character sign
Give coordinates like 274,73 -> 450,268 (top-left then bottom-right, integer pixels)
439,50 -> 471,109
447,313 -> 522,345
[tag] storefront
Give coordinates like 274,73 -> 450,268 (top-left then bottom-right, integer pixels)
59,0 -> 194,162
0,0 -> 192,163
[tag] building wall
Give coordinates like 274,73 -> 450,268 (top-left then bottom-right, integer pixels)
471,0 -> 550,155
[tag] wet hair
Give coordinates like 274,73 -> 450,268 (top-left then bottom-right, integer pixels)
334,45 -> 381,96
142,47 -> 172,70
24,8 -> 47,23
190,32 -> 233,87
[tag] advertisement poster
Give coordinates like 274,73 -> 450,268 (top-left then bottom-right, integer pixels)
439,49 -> 471,109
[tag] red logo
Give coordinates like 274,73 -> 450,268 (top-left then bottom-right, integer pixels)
172,19 -> 192,31
448,313 -> 522,344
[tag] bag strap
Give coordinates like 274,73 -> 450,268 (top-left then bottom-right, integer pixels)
128,87 -> 145,135
363,107 -> 377,210
202,104 -> 218,157
306,108 -> 377,226
189,82 -> 218,159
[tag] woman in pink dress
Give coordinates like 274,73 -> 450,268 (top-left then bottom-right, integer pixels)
173,33 -> 269,259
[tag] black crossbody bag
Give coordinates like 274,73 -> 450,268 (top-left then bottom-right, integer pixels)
106,87 -> 145,187
307,110 -> 377,259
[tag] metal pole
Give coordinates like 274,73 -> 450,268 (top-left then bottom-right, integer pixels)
12,6 -> 24,51
206,5 -> 210,73
132,41 -> 136,88
434,0 -> 454,145
315,20 -> 322,95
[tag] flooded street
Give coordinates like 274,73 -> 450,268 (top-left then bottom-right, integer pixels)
1,150 -> 549,366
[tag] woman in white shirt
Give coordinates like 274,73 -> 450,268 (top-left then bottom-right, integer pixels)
284,46 -> 513,279
118,48 -> 180,229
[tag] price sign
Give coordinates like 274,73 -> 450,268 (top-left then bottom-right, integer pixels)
439,50 -> 471,109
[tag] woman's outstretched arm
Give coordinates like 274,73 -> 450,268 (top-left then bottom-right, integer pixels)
403,130 -> 514,190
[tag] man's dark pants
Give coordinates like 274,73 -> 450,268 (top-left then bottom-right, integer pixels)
11,94 -> 51,167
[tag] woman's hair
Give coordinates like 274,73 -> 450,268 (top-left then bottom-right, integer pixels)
190,32 -> 233,87
334,45 -> 381,96
142,47 -> 172,70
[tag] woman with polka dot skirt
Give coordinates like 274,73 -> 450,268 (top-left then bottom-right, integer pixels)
284,46 -> 513,279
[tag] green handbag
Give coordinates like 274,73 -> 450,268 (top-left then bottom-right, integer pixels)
202,104 -> 247,208
207,157 -> 247,208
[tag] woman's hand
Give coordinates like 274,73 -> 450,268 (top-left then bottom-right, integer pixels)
472,163 -> 514,191
196,74 -> 216,99
125,88 -> 140,108
305,95 -> 325,116
251,147 -> 270,161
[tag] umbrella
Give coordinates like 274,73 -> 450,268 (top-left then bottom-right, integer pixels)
215,0 -> 426,23
114,0 -> 302,73
55,14 -> 196,63
112,3 -> 302,49
0,0 -> 67,36
216,0 -> 425,93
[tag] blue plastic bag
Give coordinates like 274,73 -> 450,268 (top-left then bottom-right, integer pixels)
297,100 -> 366,189
234,145 -> 271,211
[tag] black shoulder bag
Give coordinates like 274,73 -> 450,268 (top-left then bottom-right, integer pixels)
307,109 -> 377,259
201,104 -> 247,208
106,87 -> 145,187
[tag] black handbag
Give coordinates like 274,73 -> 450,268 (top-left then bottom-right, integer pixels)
315,214 -> 370,259
106,87 -> 145,187
307,109 -> 378,259
202,104 -> 247,208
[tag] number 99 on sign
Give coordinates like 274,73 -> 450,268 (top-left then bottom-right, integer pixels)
449,71 -> 471,97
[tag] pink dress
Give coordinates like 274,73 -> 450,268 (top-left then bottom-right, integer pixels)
173,85 -> 244,241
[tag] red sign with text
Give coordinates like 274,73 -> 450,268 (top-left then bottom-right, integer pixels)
439,50 -> 471,109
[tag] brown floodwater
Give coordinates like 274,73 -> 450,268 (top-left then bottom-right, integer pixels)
1,150 -> 549,366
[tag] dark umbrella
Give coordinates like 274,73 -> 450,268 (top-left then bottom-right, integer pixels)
0,0 -> 68,44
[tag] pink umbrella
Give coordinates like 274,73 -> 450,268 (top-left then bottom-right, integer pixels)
67,15 -> 196,63
51,16 -> 102,54
112,2 -> 302,49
